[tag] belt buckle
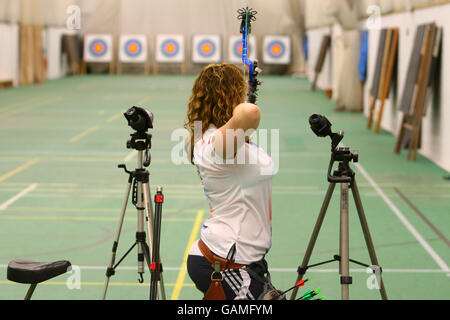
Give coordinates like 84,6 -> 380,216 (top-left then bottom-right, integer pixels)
211,261 -> 223,282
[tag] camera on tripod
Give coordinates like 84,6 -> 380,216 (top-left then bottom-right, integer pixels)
290,114 -> 387,301
125,106 -> 153,133
309,114 -> 359,184
103,106 -> 166,301
124,106 -> 153,166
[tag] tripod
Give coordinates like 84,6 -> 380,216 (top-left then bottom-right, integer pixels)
290,121 -> 388,300
102,131 -> 166,300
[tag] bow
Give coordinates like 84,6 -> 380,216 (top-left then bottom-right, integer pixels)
237,7 -> 262,104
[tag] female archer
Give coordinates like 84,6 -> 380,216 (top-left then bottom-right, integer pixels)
184,63 -> 274,300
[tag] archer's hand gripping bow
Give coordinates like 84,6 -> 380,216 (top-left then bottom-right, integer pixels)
237,7 -> 262,104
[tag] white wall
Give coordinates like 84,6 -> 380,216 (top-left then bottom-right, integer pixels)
0,23 -> 19,85
362,4 -> 450,172
306,4 -> 450,172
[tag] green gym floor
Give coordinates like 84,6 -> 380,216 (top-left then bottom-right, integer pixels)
0,75 -> 448,300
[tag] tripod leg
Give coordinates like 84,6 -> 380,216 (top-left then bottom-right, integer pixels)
142,182 -> 154,261
159,273 -> 167,300
150,186 -> 165,300
351,180 -> 388,300
102,181 -> 133,300
136,181 -> 146,279
340,183 -> 351,300
290,183 -> 336,300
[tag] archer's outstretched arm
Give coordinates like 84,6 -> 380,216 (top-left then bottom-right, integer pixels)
213,103 -> 260,160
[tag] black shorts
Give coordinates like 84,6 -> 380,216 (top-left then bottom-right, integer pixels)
187,254 -> 266,300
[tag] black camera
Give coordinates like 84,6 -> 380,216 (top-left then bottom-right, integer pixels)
309,114 -> 358,183
309,114 -> 332,137
124,107 -> 154,133
309,114 -> 344,152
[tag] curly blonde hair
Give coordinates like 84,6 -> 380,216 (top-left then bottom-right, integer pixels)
185,64 -> 247,163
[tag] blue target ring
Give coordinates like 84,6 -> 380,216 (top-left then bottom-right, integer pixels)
161,39 -> 179,57
89,39 -> 108,57
267,41 -> 285,58
124,39 -> 142,58
198,40 -> 216,58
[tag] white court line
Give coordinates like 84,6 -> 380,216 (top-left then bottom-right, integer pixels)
280,152 -> 329,158
355,163 -> 449,274
0,265 -> 446,274
124,150 -> 137,162
123,150 -> 137,162
0,183 -> 38,211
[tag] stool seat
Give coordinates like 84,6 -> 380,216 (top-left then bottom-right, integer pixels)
7,259 -> 71,284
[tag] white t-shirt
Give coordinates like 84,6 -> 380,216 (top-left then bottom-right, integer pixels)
192,125 -> 273,265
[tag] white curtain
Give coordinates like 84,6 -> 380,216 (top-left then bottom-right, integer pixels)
0,0 -> 79,26
80,0 -> 306,74
324,0 -> 363,112
0,0 -> 307,75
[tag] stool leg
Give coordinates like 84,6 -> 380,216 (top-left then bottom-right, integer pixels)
24,284 -> 37,300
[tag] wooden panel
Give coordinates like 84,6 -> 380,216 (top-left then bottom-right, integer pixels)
399,25 -> 426,115
395,23 -> 441,161
370,29 -> 387,99
311,34 -> 331,91
375,28 -> 399,133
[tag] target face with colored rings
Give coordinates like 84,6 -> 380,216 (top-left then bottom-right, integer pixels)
89,39 -> 108,57
198,40 -> 216,58
161,39 -> 179,57
267,41 -> 285,58
233,40 -> 252,58
124,39 -> 142,57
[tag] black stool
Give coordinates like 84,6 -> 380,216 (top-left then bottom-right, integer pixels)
7,259 -> 72,299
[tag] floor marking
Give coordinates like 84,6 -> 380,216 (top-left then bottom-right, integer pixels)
268,268 -> 450,274
0,280 -> 194,288
394,187 -> 450,247
0,158 -> 39,183
69,125 -> 100,143
106,111 -> 125,123
0,264 -> 446,274
277,169 -> 324,174
1,206 -> 199,214
106,98 -> 150,123
0,97 -> 61,120
171,210 -> 204,300
0,97 -> 38,114
137,97 -> 150,105
355,163 -> 450,273
0,184 -> 38,211
280,152 -> 329,158
124,150 -> 137,162
0,215 -> 195,222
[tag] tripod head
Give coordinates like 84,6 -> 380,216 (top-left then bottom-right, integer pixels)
309,114 -> 359,184
124,107 -> 153,167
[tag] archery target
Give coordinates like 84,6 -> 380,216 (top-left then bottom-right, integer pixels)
119,35 -> 148,63
162,39 -> 179,57
228,35 -> 257,64
198,40 -> 216,58
192,35 -> 221,63
263,35 -> 291,65
156,35 -> 184,63
84,34 -> 113,62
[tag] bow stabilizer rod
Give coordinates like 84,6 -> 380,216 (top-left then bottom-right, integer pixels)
237,7 -> 262,104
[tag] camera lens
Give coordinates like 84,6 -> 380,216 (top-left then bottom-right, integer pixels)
309,114 -> 331,137
124,107 -> 153,133
126,108 -> 139,121
310,114 -> 320,123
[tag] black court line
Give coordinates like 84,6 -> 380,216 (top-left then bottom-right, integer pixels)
394,187 -> 450,247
